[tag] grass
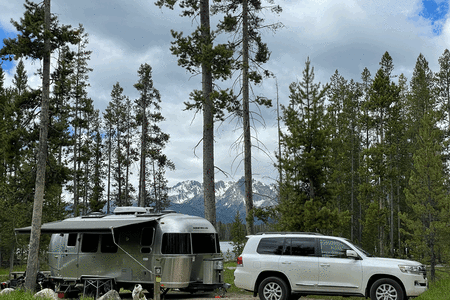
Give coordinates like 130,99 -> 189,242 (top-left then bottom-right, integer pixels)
0,265 -> 27,283
415,266 -> 450,300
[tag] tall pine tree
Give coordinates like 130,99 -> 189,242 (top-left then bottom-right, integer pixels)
278,58 -> 349,233
212,0 -> 281,235
134,63 -> 174,210
156,0 -> 236,228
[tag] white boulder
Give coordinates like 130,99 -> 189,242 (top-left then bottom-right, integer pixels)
33,288 -> 58,300
98,289 -> 121,300
0,288 -> 15,295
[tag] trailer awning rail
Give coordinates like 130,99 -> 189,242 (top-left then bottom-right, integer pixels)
15,216 -> 160,234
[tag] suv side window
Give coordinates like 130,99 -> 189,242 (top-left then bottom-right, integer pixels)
320,239 -> 351,258
256,237 -> 284,255
283,238 -> 316,256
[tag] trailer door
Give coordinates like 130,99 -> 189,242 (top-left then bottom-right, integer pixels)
78,233 -> 101,277
58,233 -> 80,279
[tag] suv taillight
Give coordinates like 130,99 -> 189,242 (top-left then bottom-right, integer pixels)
237,256 -> 243,266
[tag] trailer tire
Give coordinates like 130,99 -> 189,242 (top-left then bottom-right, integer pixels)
101,280 -> 115,295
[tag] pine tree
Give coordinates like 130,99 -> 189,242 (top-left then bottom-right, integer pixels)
156,0 -> 236,228
87,109 -> 106,212
359,52 -> 401,256
212,0 -> 281,235
327,71 -> 362,240
134,63 -> 174,210
0,0 -> 78,289
278,58 -> 349,233
230,210 -> 246,256
70,25 -> 94,216
104,83 -> 129,207
435,49 -> 450,145
401,113 -> 448,281
406,54 -> 436,149
124,96 -> 138,206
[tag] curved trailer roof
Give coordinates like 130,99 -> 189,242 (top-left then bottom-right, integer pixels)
15,214 -> 161,234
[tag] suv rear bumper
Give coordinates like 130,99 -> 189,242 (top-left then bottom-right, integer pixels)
234,268 -> 255,291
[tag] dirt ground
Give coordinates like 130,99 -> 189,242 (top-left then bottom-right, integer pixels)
118,291 -> 318,300
118,291 -> 257,300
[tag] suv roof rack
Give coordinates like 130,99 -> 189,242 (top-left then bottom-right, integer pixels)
256,232 -> 323,236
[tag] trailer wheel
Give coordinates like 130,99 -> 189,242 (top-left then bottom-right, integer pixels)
101,280 -> 115,295
83,278 -> 115,298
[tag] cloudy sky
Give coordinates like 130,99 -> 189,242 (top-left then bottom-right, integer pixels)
0,0 -> 449,187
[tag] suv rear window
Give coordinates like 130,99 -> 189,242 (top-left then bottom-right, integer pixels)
283,238 -> 316,256
257,238 -> 284,255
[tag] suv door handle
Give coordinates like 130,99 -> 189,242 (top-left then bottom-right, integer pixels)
320,263 -> 330,267
281,261 -> 292,265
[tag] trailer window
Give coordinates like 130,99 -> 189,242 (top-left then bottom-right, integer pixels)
101,234 -> 118,253
192,233 -> 219,254
67,234 -> 77,247
81,234 -> 99,253
141,227 -> 155,246
161,233 -> 191,254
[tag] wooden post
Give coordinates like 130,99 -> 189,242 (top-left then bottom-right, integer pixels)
154,275 -> 161,300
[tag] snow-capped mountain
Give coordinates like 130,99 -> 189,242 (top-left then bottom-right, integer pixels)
168,177 -> 278,223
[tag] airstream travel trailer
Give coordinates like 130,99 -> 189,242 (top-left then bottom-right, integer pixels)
14,207 -> 228,298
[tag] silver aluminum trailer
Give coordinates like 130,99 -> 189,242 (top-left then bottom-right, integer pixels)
15,207 -> 227,298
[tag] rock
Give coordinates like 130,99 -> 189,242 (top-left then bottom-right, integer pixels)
132,284 -> 147,300
0,288 -> 15,295
98,289 -> 121,300
34,288 -> 58,299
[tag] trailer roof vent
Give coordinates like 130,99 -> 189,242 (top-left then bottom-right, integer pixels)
114,207 -> 147,215
82,211 -> 106,218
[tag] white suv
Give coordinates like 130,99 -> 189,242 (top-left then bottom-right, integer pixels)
234,233 -> 427,300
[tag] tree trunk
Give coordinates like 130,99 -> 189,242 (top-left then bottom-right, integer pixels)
242,0 -> 254,235
152,159 -> 158,211
200,0 -> 216,229
24,0 -> 51,291
107,125 -> 112,213
117,126 -> 122,206
139,105 -> 147,207
9,239 -> 15,280
73,41 -> 81,217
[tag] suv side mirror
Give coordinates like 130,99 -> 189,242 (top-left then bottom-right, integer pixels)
346,250 -> 360,259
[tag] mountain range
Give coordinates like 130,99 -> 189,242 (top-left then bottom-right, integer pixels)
167,177 -> 278,224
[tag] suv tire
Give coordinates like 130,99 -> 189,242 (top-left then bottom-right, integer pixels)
370,278 -> 404,300
258,277 -> 290,300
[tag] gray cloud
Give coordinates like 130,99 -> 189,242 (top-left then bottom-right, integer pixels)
1,0 -> 449,186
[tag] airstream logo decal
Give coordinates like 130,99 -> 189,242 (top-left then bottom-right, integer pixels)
192,226 -> 208,230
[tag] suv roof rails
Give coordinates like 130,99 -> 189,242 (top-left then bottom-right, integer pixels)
256,232 -> 323,236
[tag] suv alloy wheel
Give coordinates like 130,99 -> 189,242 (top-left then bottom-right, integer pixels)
370,278 -> 404,300
258,277 -> 289,300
